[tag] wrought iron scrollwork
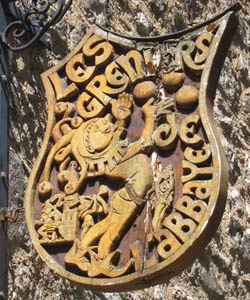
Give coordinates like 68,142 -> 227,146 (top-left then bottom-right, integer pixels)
0,0 -> 72,51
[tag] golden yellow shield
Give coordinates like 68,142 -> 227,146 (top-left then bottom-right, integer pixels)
25,8 -> 238,291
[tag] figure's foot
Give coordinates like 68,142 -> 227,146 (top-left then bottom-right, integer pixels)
87,250 -> 134,278
64,240 -> 91,272
65,243 -> 134,277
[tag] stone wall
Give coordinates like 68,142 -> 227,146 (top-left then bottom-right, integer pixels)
7,1 -> 250,299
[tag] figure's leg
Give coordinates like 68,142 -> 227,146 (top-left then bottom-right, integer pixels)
96,154 -> 153,258
97,188 -> 137,259
107,154 -> 153,199
79,213 -> 112,248
70,154 -> 153,265
64,214 -> 112,267
64,190 -> 136,271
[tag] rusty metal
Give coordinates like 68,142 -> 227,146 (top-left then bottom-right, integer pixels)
0,207 -> 24,223
97,3 -> 241,42
25,5 -> 240,292
0,0 -> 72,51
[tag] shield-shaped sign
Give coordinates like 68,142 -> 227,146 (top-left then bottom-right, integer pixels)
25,6 -> 239,291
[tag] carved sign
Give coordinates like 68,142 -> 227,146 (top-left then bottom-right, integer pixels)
25,9 -> 239,291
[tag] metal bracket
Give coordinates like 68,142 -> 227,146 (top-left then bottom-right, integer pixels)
97,2 -> 241,42
0,207 -> 24,223
0,0 -> 72,51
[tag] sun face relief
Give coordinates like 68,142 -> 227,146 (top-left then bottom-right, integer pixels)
25,8 -> 239,292
84,116 -> 116,153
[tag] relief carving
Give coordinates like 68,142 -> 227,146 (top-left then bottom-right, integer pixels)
36,31 -> 216,275
25,7 -> 239,290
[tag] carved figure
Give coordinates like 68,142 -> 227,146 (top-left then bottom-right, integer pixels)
62,91 -> 170,274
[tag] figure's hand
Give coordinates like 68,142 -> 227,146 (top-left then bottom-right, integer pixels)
111,92 -> 133,120
142,97 -> 156,118
156,98 -> 174,117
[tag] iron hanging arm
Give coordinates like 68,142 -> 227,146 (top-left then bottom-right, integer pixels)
0,0 -> 72,52
97,2 -> 242,42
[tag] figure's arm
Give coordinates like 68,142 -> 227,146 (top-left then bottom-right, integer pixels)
121,97 -> 171,161
121,98 -> 156,161
140,98 -> 156,145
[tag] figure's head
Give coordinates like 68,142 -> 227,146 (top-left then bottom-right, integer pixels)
85,114 -> 117,153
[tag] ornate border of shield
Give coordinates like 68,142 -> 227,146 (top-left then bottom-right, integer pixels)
25,8 -> 238,292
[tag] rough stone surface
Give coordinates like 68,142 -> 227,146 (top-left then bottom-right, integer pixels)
7,1 -> 250,299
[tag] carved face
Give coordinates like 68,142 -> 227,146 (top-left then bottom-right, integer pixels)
88,114 -> 116,152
